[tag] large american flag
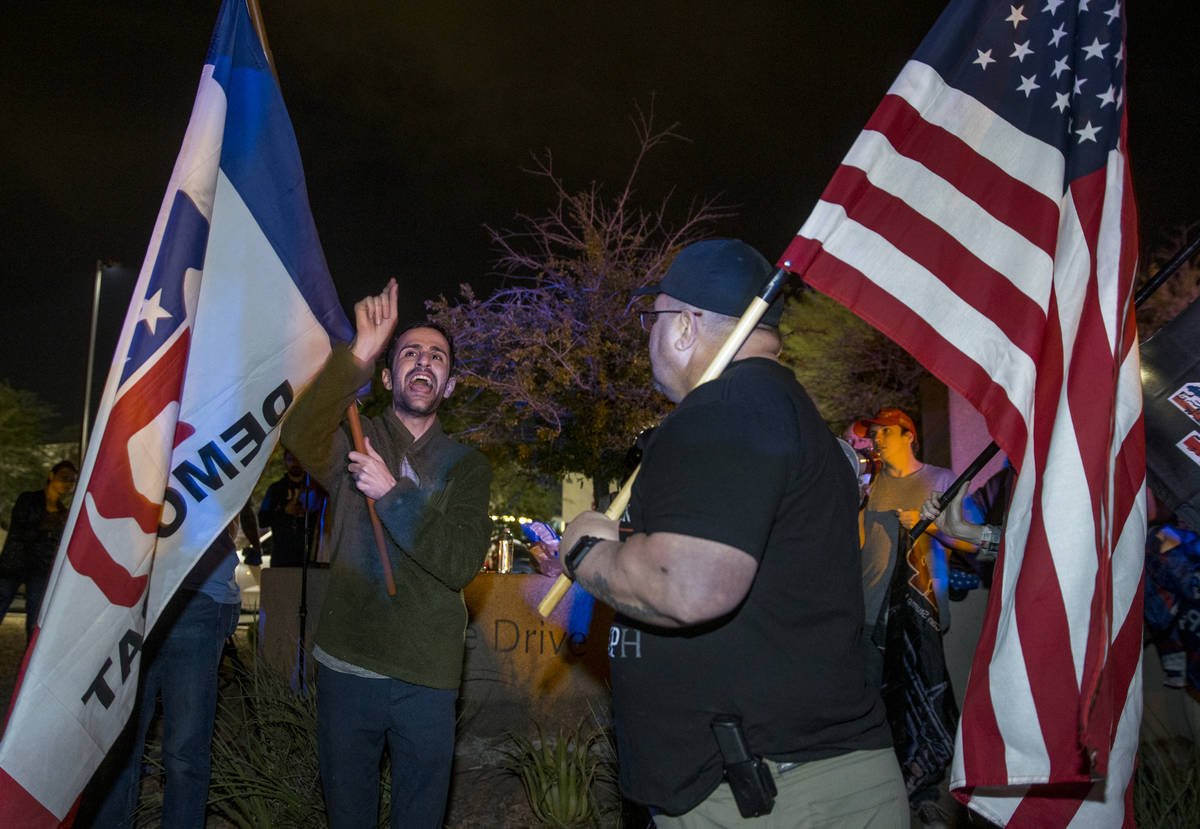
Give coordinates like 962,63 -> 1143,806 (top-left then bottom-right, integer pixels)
0,1 -> 350,824
778,1 -> 1143,825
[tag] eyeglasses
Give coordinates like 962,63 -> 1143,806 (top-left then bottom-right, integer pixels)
639,309 -> 701,332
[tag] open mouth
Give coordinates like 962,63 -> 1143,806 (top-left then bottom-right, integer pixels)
407,372 -> 435,393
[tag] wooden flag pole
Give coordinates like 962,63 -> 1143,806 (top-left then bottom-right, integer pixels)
244,1 -> 392,595
537,269 -> 790,618
245,0 -> 278,79
346,404 -> 397,596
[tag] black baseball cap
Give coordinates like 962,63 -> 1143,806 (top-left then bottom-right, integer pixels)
633,239 -> 784,326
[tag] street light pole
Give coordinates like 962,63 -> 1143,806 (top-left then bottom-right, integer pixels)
81,260 -> 113,460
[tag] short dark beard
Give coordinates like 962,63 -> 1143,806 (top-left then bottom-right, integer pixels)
394,394 -> 441,418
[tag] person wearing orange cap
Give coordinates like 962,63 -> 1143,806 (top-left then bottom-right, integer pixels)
853,408 -> 970,645
853,407 -> 973,828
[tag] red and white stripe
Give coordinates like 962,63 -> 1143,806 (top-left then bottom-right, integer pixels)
779,59 -> 1144,827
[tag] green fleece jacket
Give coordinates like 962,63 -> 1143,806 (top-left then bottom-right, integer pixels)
282,344 -> 493,688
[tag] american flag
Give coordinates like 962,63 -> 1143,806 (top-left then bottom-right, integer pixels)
778,1 -> 1143,825
0,1 -> 350,823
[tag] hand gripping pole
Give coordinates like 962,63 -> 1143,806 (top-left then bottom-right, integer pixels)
347,404 -> 397,596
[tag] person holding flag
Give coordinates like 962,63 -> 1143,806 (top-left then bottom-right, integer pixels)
776,0 -> 1144,823
282,278 -> 492,829
853,407 -> 971,828
0,1 -> 354,824
560,239 -> 905,827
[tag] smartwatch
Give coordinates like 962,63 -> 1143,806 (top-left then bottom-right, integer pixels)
563,536 -> 607,579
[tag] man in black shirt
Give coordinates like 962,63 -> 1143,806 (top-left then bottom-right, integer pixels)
561,239 -> 905,827
257,450 -> 322,566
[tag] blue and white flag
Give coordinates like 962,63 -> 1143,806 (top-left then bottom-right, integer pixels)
0,1 -> 350,822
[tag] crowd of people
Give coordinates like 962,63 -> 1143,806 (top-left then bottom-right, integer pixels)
1,237 -> 1190,828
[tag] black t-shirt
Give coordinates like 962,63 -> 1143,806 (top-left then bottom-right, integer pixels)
611,358 -> 891,815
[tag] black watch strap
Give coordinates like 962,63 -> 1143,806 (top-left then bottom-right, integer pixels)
563,535 -> 607,580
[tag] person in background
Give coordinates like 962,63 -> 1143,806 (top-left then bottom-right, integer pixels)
257,450 -> 323,567
0,460 -> 77,642
238,500 -> 264,583
1141,492 -> 1200,744
89,517 -> 243,828
854,408 -> 973,829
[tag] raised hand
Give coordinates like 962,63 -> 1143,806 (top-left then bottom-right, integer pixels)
350,278 -> 400,365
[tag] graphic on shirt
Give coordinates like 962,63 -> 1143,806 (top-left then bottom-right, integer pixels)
1169,383 -> 1200,425
1176,432 -> 1200,469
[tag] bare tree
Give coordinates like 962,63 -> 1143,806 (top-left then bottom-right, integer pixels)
428,105 -> 733,501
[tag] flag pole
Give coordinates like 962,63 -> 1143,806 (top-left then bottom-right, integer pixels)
245,0 -> 394,596
1134,228 -> 1200,307
537,268 -> 790,617
245,0 -> 278,80
347,404 -> 397,596
909,229 -> 1200,543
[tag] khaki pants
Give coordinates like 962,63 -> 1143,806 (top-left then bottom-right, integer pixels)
653,748 -> 907,829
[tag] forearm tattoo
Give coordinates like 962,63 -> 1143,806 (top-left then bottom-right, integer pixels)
579,570 -> 671,626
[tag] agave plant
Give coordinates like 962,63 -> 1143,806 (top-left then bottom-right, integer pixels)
504,721 -> 615,828
204,656 -> 328,829
1134,737 -> 1200,829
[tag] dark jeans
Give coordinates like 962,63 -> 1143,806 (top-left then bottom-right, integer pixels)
90,590 -> 239,829
0,570 -> 50,641
316,666 -> 457,829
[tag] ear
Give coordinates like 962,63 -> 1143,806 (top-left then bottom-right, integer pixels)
381,367 -> 394,392
674,310 -> 699,352
442,376 -> 457,399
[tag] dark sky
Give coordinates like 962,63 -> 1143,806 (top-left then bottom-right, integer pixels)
2,1 -> 1197,437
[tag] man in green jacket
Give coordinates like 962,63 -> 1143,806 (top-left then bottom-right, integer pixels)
283,278 -> 492,829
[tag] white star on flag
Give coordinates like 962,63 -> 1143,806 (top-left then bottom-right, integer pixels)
137,289 -> 174,335
1075,119 -> 1101,142
1082,36 -> 1108,59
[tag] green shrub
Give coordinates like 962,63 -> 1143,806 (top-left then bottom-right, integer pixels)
503,721 -> 617,828
1135,738 -> 1200,829
204,657 -> 328,828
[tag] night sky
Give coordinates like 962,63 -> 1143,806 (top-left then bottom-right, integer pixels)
2,0 -> 1197,437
